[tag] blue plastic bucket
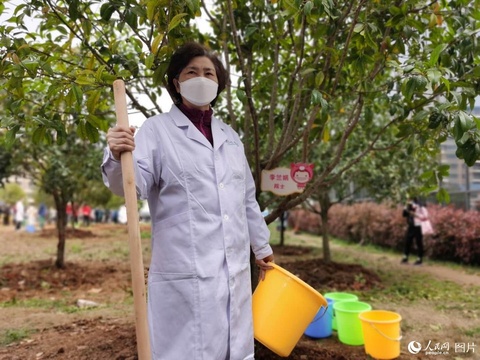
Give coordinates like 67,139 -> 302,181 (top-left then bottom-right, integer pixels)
304,298 -> 333,338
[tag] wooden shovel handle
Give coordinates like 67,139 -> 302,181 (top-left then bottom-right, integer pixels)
113,79 -> 151,360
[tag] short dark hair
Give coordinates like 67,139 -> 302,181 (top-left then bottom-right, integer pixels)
166,42 -> 228,107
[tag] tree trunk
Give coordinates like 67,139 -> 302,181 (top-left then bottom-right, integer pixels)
54,195 -> 68,269
319,193 -> 332,263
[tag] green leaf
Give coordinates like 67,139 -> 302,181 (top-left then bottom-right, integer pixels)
86,90 -> 101,114
315,71 -> 325,87
85,121 -> 100,142
364,106 -> 373,124
456,132 -> 469,146
32,126 -> 46,144
152,62 -> 168,86
95,65 -> 107,81
100,3 -> 115,21
426,69 -> 442,84
71,84 -> 83,106
76,121 -> 87,139
437,187 -> 451,204
41,61 -> 54,76
23,61 -> 39,78
437,165 -> 450,177
146,1 -> 155,21
300,68 -> 316,76
412,109 -> 429,122
428,44 -> 446,67
87,114 -> 109,132
168,13 -> 188,33
404,75 -> 427,101
56,128 -> 67,146
419,170 -> 434,180
353,23 -> 364,34
75,76 -> 95,85
145,53 -> 155,70
236,89 -> 246,103
68,0 -> 80,21
440,77 -> 451,93
463,141 -> 477,166
311,89 -> 321,105
404,77 -> 416,101
303,1 -> 313,15
245,24 -> 258,38
283,0 -> 299,16
125,10 -> 138,30
322,121 -> 330,142
5,126 -> 19,147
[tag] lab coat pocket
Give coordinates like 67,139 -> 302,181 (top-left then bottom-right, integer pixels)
152,211 -> 193,274
148,272 -> 197,359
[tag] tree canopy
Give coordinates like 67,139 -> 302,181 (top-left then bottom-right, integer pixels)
1,0 -> 479,218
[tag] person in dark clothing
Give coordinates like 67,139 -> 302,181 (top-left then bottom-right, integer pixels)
401,197 -> 424,265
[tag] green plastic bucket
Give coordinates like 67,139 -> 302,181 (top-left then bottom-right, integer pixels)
324,292 -> 359,330
333,301 -> 372,345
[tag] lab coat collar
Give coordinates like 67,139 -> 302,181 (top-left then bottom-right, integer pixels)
169,104 -> 228,151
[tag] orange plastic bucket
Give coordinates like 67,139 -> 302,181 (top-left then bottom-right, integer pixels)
359,310 -> 402,359
252,263 -> 328,357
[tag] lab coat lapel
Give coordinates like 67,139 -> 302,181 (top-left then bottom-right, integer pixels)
212,117 -> 228,150
186,123 -> 212,149
169,105 -> 212,149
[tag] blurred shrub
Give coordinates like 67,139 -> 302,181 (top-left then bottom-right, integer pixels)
289,203 -> 480,266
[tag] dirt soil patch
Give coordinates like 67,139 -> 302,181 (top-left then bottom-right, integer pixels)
1,246 -> 381,359
0,225 -> 478,359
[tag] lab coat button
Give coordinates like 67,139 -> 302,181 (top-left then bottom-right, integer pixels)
223,215 -> 229,221
219,183 -> 224,189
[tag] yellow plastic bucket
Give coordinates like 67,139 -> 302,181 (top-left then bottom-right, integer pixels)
359,310 -> 402,360
252,263 -> 328,357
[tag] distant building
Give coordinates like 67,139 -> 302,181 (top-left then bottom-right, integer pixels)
439,105 -> 480,210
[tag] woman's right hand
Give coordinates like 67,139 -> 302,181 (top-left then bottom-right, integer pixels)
106,125 -> 136,160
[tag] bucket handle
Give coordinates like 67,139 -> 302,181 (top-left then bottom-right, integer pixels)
367,321 -> 402,342
310,305 -> 329,324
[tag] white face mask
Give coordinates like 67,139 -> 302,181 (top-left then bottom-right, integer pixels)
179,77 -> 219,106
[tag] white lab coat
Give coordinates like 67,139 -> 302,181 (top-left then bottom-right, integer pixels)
102,105 -> 272,360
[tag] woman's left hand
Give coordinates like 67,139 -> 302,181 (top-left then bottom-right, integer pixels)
256,254 -> 275,281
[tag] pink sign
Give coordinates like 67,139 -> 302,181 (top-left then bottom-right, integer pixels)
261,163 -> 314,196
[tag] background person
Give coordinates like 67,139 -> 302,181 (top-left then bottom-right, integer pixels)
38,203 -> 47,230
25,201 -> 37,233
101,41 -> 274,360
14,200 -> 24,230
401,197 -> 424,265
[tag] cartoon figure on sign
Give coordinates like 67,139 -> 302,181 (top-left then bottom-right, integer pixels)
290,163 -> 314,189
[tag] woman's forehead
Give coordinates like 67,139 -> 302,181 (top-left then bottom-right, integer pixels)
184,56 -> 216,71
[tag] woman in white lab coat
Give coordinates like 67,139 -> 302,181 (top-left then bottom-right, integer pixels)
102,42 -> 274,360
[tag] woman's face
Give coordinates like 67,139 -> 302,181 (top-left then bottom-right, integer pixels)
174,56 -> 218,110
